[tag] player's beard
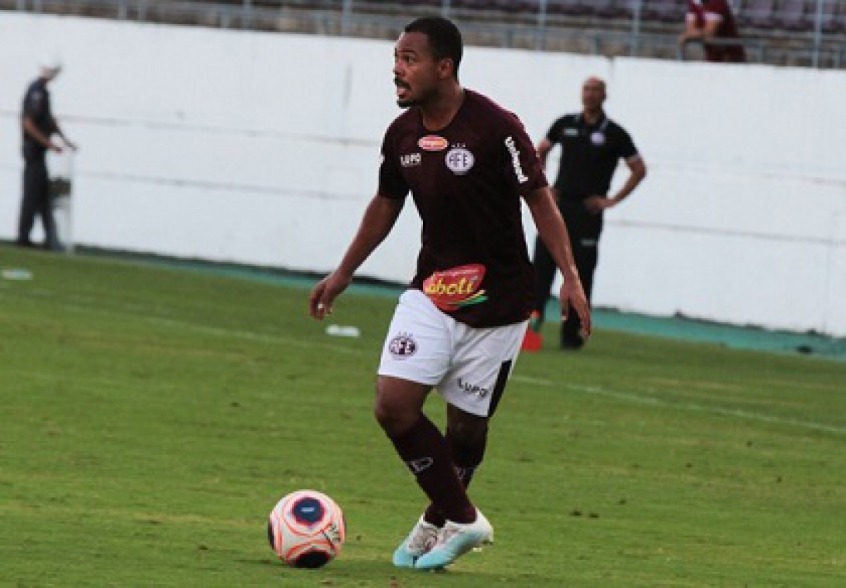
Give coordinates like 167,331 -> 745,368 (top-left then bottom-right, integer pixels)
396,84 -> 437,109
395,79 -> 415,108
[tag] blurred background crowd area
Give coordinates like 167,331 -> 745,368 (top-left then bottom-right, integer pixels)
4,0 -> 846,69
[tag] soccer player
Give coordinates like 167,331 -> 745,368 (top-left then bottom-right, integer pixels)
309,16 -> 590,570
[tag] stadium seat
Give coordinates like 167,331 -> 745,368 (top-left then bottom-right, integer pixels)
775,0 -> 813,31
404,0 -> 446,7
642,0 -> 686,24
452,0 -> 492,9
465,0 -> 538,13
590,0 -> 632,19
820,0 -> 846,33
739,0 -> 778,29
545,0 -> 589,16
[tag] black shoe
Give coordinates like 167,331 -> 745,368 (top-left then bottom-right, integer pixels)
15,239 -> 35,249
561,334 -> 584,351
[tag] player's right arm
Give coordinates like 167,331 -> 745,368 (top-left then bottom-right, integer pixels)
524,186 -> 591,336
309,194 -> 404,320
22,116 -> 62,152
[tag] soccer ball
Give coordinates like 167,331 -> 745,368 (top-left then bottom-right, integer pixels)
267,489 -> 346,568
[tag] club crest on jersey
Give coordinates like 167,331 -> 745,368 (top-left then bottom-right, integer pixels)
422,264 -> 487,311
445,146 -> 475,175
418,135 -> 448,152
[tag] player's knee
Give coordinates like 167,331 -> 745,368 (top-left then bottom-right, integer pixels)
447,414 -> 488,446
373,394 -> 415,437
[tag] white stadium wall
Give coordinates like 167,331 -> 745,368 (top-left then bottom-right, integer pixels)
1,13 -> 844,337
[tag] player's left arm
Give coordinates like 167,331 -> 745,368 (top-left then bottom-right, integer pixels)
524,187 -> 591,336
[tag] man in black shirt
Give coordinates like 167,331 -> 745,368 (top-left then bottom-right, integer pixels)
18,58 -> 77,249
530,77 -> 646,349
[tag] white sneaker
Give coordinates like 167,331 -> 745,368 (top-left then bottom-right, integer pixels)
413,509 -> 494,570
392,515 -> 440,568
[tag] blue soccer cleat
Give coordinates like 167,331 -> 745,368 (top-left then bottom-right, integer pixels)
392,515 -> 440,568
413,509 -> 494,570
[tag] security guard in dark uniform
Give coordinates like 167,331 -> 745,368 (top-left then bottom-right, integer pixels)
18,58 -> 76,249
531,77 -> 646,349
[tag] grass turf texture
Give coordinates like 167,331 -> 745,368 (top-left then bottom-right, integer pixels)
1,245 -> 844,587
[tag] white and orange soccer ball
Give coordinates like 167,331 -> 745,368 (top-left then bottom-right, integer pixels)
267,489 -> 346,568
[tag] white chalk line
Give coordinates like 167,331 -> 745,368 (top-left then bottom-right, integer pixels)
511,375 -> 846,435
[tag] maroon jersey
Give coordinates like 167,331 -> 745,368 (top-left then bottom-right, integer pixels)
378,89 -> 548,328
687,0 -> 746,63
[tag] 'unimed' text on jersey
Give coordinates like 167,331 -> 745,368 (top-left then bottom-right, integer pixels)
378,89 -> 548,328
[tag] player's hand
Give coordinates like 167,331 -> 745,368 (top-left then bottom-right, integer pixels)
308,271 -> 352,320
559,276 -> 591,337
584,195 -> 614,214
49,143 -> 63,153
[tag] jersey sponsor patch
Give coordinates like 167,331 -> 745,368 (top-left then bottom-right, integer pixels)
400,152 -> 422,167
445,147 -> 475,175
422,264 -> 487,311
504,136 -> 528,183
418,135 -> 448,152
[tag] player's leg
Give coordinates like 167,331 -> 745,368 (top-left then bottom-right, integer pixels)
375,375 -> 475,524
34,161 -> 60,251
376,290 -> 476,567
376,375 -> 476,567
17,161 -> 40,246
413,321 -> 524,570
423,404 -> 488,527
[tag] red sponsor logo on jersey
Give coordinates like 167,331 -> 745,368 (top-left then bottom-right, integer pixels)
418,135 -> 449,152
422,264 -> 488,311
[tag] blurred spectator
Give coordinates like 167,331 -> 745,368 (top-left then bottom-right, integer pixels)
18,57 -> 77,250
529,77 -> 646,350
679,0 -> 747,63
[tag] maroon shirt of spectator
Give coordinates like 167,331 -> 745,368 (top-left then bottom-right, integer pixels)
681,0 -> 746,63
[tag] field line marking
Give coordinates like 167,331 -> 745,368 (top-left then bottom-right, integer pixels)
511,375 -> 846,435
141,315 -> 371,356
53,298 -> 373,357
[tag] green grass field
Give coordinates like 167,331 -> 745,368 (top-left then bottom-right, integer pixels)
1,245 -> 844,587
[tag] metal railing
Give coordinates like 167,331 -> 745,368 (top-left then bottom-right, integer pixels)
4,0 -> 846,68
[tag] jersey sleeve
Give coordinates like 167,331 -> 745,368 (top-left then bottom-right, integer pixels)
545,117 -> 565,144
617,126 -> 639,161
23,87 -> 47,119
501,113 -> 548,195
377,126 -> 409,200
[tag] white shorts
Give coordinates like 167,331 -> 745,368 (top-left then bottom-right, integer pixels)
377,289 -> 527,417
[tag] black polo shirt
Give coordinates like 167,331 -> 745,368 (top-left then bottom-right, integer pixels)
546,113 -> 638,201
22,77 -> 56,161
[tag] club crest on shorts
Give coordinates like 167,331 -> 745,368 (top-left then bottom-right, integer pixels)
388,332 -> 417,359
